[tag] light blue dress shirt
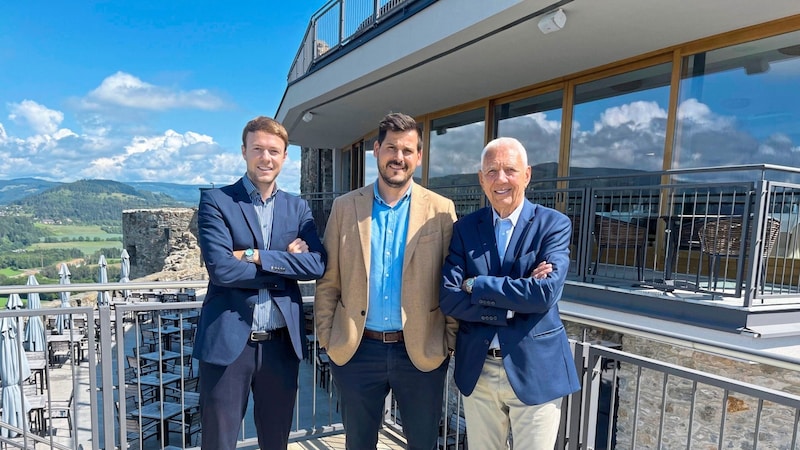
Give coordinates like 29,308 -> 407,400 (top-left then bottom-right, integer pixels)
365,183 -> 412,331
243,175 -> 287,331
490,203 -> 523,348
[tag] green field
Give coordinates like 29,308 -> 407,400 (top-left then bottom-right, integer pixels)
31,224 -> 122,256
0,267 -> 25,277
35,223 -> 120,240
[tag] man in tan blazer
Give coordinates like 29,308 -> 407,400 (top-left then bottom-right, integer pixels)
316,112 -> 458,450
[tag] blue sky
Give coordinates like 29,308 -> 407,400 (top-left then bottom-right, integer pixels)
0,1 -> 325,193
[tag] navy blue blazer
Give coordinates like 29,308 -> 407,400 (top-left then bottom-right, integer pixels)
440,200 -> 580,405
193,179 -> 326,366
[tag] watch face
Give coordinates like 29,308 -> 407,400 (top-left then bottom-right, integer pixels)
245,249 -> 254,256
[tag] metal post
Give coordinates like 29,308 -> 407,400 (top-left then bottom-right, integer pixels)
98,306 -> 116,450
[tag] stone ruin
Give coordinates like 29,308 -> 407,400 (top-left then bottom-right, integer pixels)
122,208 -> 206,282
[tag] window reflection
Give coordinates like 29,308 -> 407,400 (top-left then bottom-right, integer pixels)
675,30 -> 800,183
428,108 -> 486,217
569,63 -> 672,184
495,89 -> 563,186
363,136 -> 378,186
428,108 -> 485,188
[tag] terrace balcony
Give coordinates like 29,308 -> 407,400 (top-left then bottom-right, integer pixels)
0,270 -> 797,448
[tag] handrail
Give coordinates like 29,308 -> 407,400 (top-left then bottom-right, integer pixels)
288,0 -> 420,82
562,309 -> 800,371
0,280 -> 206,296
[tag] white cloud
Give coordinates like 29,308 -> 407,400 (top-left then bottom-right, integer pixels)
0,122 -> 6,144
677,98 -> 734,131
596,101 -> 667,132
8,100 -> 66,134
83,72 -> 226,111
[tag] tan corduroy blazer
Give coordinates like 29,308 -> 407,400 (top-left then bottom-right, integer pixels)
315,183 -> 458,372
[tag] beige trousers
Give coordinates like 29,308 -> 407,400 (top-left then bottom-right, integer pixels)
462,356 -> 562,450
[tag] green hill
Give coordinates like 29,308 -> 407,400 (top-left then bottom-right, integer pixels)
11,179 -> 185,225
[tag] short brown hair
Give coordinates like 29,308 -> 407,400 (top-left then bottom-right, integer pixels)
377,113 -> 422,151
242,116 -> 289,150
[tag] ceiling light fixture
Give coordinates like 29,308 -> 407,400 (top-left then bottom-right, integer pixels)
302,112 -> 314,123
538,9 -> 567,34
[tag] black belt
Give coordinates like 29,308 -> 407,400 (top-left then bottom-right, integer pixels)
249,328 -> 288,342
363,329 -> 404,343
487,348 -> 502,358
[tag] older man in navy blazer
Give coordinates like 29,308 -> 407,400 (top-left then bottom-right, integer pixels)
440,137 -> 580,449
194,116 -> 326,449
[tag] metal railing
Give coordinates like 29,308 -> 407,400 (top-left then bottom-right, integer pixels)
305,165 -> 800,307
288,0 -> 422,82
0,280 -> 798,448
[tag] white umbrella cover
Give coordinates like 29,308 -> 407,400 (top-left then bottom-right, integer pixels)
56,263 -> 72,334
97,255 -> 111,306
0,296 -> 31,437
120,249 -> 131,299
23,275 -> 46,352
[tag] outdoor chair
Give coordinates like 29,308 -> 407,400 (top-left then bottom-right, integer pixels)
45,391 -> 73,437
48,341 -> 72,366
115,400 -> 159,449
126,354 -> 158,378
139,327 -> 159,353
592,215 -> 649,282
316,351 -> 331,391
168,405 -> 201,447
698,217 -> 781,291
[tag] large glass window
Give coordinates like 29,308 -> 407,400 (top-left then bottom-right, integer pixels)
363,136 -> 378,186
428,108 -> 486,217
569,63 -> 672,182
428,108 -> 486,189
675,31 -> 800,181
494,89 -> 563,181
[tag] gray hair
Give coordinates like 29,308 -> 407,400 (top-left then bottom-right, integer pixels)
480,137 -> 528,168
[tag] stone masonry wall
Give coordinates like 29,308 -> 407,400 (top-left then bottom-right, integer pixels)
122,208 -> 204,281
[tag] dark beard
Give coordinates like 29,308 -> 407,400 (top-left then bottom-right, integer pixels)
379,162 -> 411,188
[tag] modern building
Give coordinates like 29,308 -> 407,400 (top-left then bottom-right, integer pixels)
275,1 -> 800,446
276,0 -> 800,347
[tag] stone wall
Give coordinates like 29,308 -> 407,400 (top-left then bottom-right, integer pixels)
122,208 -> 204,281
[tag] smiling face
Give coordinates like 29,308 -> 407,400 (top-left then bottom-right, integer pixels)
241,130 -> 287,198
373,128 -> 421,192
478,141 -> 531,218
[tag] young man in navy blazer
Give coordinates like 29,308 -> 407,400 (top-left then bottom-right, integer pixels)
194,116 -> 326,449
440,137 -> 580,449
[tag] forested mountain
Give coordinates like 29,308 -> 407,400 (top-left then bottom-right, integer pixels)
10,179 -> 185,225
0,178 -> 61,204
0,178 -> 204,207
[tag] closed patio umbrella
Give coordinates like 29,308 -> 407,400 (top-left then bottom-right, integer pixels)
23,275 -> 46,352
0,294 -> 31,437
97,255 -> 111,306
120,249 -> 131,299
56,263 -> 72,334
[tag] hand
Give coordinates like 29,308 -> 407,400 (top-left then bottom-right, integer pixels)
287,238 -> 309,253
530,261 -> 552,280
